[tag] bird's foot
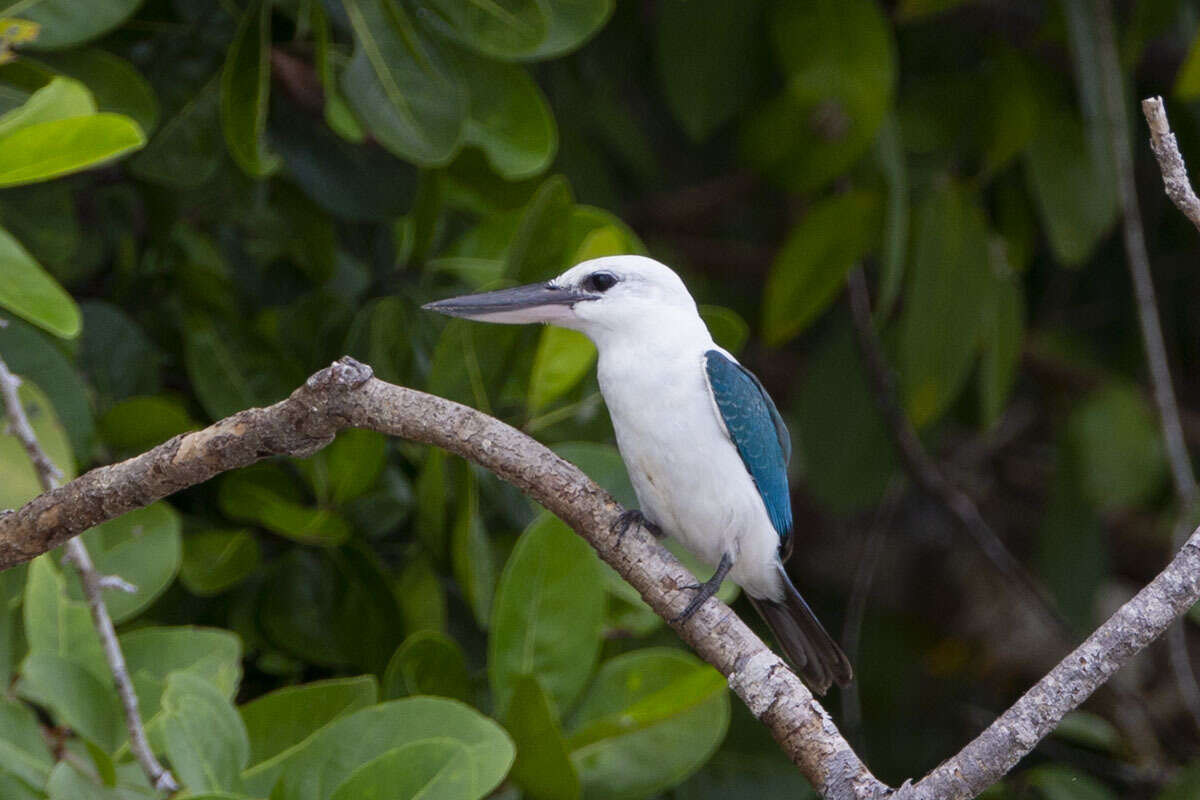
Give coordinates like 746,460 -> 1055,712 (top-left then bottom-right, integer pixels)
612,509 -> 662,545
670,553 -> 733,624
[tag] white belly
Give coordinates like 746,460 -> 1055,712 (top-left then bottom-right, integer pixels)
597,347 -> 785,601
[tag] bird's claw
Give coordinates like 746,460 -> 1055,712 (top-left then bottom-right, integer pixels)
669,552 -> 733,625
612,509 -> 662,546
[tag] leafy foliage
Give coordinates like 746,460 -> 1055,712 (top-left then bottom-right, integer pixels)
0,0 -> 1199,798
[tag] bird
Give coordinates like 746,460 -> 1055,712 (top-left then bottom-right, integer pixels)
423,255 -> 852,694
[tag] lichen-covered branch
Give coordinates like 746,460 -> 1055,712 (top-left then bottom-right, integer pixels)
2,357 -> 1198,799
1142,96 -> 1200,234
0,357 -> 178,793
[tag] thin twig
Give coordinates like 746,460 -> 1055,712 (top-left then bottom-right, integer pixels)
2,356 -> 1199,798
1092,0 -> 1200,730
844,266 -> 1069,638
1142,97 -> 1200,234
0,356 -> 178,793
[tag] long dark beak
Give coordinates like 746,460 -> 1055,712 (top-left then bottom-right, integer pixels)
422,282 -> 596,324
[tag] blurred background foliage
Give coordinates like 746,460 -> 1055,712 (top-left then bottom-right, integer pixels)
3,0 -> 1200,797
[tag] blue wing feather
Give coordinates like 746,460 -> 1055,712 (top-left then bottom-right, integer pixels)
704,350 -> 793,546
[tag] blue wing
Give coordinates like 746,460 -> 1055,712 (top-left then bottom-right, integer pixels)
704,350 -> 793,548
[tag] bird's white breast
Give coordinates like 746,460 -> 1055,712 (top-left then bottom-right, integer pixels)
595,338 -> 785,601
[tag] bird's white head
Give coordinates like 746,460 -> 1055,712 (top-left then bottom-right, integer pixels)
423,255 -> 708,348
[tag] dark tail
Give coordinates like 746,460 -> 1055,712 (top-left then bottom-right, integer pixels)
748,565 -> 853,695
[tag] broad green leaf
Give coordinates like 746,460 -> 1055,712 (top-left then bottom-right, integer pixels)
310,1 -> 364,142
0,113 -> 144,187
505,675 -> 580,800
340,0 -> 466,165
296,428 -> 388,506
8,0 -> 143,49
529,327 -> 596,412
1067,384 -> 1166,512
240,676 -> 378,796
329,738 -> 474,800
762,190 -> 882,345
676,750 -> 817,800
741,0 -> 895,192
0,698 -> 54,789
221,0 -> 278,177
980,49 -> 1037,180
698,306 -> 749,356
1036,450 -> 1106,632
396,554 -> 447,634
180,529 -> 261,597
0,223 -> 79,337
1027,764 -> 1117,800
18,651 -> 121,752
120,626 -> 243,720
507,174 -> 574,281
415,448 -> 449,561
98,395 -> 196,455
271,697 -> 515,800
565,205 -> 646,259
656,0 -> 763,141
23,555 -> 105,680
795,317 -> 898,511
0,182 -> 79,274
77,301 -> 162,403
0,381 -> 73,508
1024,108 -> 1117,267
0,76 -> 94,137
550,442 -> 636,508
160,671 -> 250,794
0,316 -> 91,457
522,0 -> 613,59
64,502 -> 182,624
461,55 -> 557,179
219,470 -> 351,545
383,631 -> 471,703
33,48 -> 159,133
451,463 -> 496,628
421,0 -> 546,59
1051,710 -> 1121,753
344,296 -> 413,385
183,313 -> 299,421
45,761 -> 134,800
241,676 -> 378,765
872,115 -> 907,321
979,271 -> 1023,427
0,773 -> 40,800
1176,29 -> 1200,99
489,513 -> 605,715
260,547 -> 402,673
896,182 -> 994,428
567,649 -> 729,800
129,79 -> 221,188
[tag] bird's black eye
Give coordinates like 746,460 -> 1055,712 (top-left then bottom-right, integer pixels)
582,271 -> 619,293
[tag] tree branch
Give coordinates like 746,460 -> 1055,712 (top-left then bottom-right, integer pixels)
0,357 -> 178,793
1142,96 -> 1200,234
2,356 -> 1198,798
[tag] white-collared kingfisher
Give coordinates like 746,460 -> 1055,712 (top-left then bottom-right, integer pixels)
424,255 -> 852,694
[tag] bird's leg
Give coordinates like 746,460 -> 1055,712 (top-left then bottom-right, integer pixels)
671,552 -> 733,624
612,509 -> 663,545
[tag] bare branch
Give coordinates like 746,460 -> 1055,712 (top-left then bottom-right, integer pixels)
1142,96 -> 1200,234
2,356 -> 1198,798
0,357 -> 178,793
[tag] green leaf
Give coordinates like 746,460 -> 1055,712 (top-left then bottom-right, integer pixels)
1051,710 -> 1121,753
180,529 -> 261,597
9,0 -> 144,50
0,698 -> 55,789
567,649 -> 729,800
0,113 -> 144,187
550,442 -> 636,508
656,0 -> 763,141
521,0 -> 613,60
1027,764 -> 1117,800
0,316 -> 92,457
896,0 -> 970,20
396,553 -> 447,634
1159,761 -> 1200,800
18,651 -> 122,752
296,428 -> 388,506
0,223 -> 80,338
505,675 -> 580,800
98,395 -> 196,455
382,631 -> 471,703
420,0 -> 546,60
698,306 -> 749,356
65,502 -> 182,624
507,174 -> 574,281
1067,383 -> 1167,512
33,49 -> 159,133
271,697 -> 515,800
221,0 -> 278,177
1036,448 -> 1106,632
872,115 -> 908,322
0,381 -> 74,508
23,555 -> 106,680
415,448 -> 449,561
1176,29 -> 1200,100
896,182 -> 994,428
461,54 -> 557,179
241,676 -> 378,765
762,190 -> 882,346
240,676 -> 378,796
529,327 -> 596,412
0,77 -> 94,137
340,0 -> 466,165
329,738 -> 475,800
160,671 -> 250,794
1024,108 -> 1117,267
219,469 -> 351,546
741,0 -> 895,192
45,761 -> 133,800
310,1 -> 364,142
979,270 -> 1023,427
120,626 -> 244,720
183,313 -> 299,421
129,79 -> 221,188
489,513 -> 605,715
77,300 -> 163,403
451,463 -> 496,628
